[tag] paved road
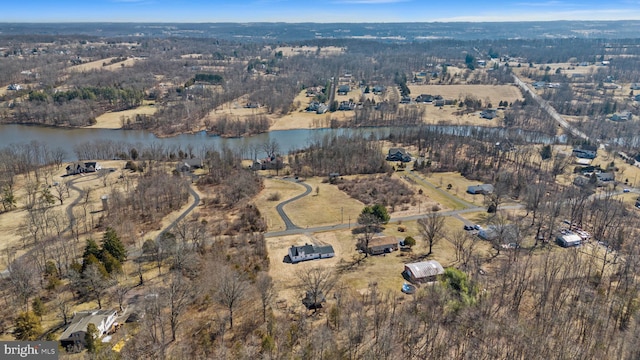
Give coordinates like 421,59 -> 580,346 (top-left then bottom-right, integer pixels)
265,203 -> 525,238
274,179 -> 312,230
155,183 -> 200,241
512,74 -> 590,141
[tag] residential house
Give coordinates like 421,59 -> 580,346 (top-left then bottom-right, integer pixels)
630,83 -> 640,90
288,244 -> 335,264
7,84 -> 22,91
415,94 -> 433,103
338,101 -> 356,111
403,260 -> 445,283
480,108 -> 497,119
372,85 -> 386,95
176,158 -> 204,172
634,94 -> 640,102
466,184 -> 494,195
66,161 -> 101,175
433,99 -> 445,107
611,111 -> 633,122
532,81 -> 547,89
386,148 -> 412,162
596,172 -> 615,183
337,85 -> 350,95
478,224 -> 519,243
400,96 -> 412,104
367,236 -> 399,255
572,145 -> 598,159
59,309 -> 117,351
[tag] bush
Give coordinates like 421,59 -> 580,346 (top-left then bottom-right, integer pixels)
267,192 -> 281,201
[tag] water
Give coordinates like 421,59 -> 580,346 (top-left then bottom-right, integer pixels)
0,124 -> 561,161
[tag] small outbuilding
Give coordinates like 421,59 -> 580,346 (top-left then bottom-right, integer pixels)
403,260 -> 445,283
556,231 -> 582,247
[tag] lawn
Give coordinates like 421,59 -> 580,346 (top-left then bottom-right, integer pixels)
253,178 -> 307,232
90,103 -> 157,129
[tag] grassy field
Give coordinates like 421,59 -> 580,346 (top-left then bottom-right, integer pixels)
253,178 -> 308,232
284,177 -> 365,228
89,103 -> 158,129
424,171 -> 487,207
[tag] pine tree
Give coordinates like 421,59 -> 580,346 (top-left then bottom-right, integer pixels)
85,323 -> 100,353
13,311 -> 42,341
102,227 -> 127,263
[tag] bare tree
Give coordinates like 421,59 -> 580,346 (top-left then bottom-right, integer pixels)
255,272 -> 274,323
167,271 -> 194,342
215,267 -> 248,329
298,267 -> 337,312
418,211 -> 445,255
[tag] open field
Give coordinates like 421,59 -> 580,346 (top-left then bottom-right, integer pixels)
424,171 -> 488,207
408,84 -> 523,105
253,178 -> 307,232
283,177 -> 365,228
89,103 -> 158,129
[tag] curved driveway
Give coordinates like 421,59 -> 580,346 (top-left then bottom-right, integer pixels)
275,179 -> 312,230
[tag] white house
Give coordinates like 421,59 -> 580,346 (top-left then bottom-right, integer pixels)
288,244 -> 335,263
59,309 -> 117,350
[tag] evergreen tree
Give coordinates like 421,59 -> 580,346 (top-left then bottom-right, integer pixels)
85,323 -> 100,353
102,227 -> 127,263
101,251 -> 122,274
31,298 -> 46,321
13,311 -> 42,341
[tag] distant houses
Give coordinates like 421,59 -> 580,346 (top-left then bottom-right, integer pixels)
288,243 -> 335,264
403,260 -> 444,283
66,161 -> 101,175
466,184 -> 494,195
7,83 -> 22,91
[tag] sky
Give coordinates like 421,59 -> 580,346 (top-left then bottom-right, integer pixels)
2,0 -> 640,23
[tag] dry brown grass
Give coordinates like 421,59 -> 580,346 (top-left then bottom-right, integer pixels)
253,178 -> 307,232
89,103 -> 158,129
284,177 -> 365,228
424,172 -> 487,207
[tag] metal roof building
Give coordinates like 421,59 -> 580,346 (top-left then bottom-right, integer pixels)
404,260 -> 445,283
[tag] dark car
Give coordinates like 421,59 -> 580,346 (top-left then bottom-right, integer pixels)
463,224 -> 474,231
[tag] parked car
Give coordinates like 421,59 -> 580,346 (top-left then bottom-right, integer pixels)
463,224 -> 474,231
623,188 -> 630,193
474,224 -> 482,230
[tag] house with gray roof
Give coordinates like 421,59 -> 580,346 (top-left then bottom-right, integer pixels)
467,184 -> 494,195
59,309 -> 117,351
288,244 -> 335,263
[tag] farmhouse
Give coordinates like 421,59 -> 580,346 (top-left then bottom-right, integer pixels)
403,260 -> 445,283
372,85 -> 386,94
386,147 -> 412,162
467,184 -> 494,195
59,309 -> 117,350
367,235 -> 399,255
288,244 -> 335,263
556,231 -> 582,247
66,161 -> 101,175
